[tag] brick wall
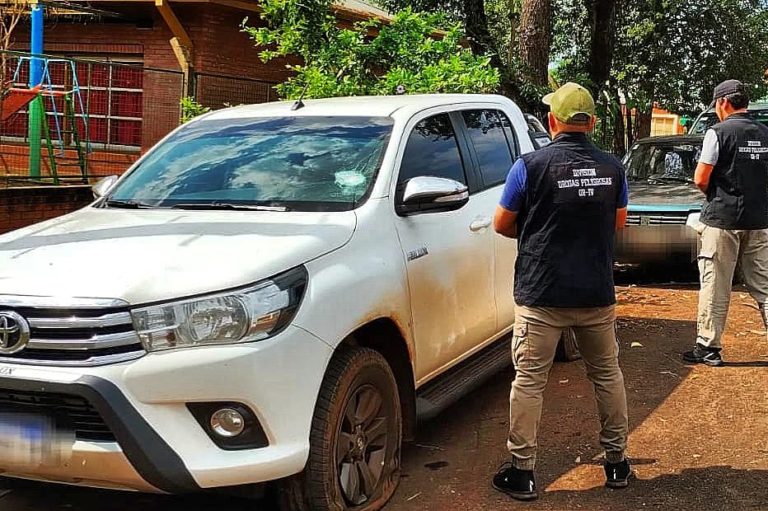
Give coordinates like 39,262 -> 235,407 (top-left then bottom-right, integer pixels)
0,185 -> 93,234
4,5 -> 290,176
10,5 -> 291,85
195,6 -> 293,83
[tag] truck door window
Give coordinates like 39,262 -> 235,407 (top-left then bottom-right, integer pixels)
398,113 -> 468,186
461,110 -> 515,188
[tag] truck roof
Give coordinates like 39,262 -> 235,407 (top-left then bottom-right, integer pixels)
202,94 -> 518,121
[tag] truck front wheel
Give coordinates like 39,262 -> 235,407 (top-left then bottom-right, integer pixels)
278,347 -> 402,511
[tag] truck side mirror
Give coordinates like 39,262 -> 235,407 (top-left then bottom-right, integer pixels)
396,176 -> 469,216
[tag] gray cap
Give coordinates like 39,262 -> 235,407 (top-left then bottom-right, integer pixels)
712,79 -> 749,102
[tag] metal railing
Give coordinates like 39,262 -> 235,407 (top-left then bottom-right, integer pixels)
2,50 -> 281,184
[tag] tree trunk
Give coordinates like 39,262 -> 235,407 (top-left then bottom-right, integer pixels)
462,0 -> 514,97
588,0 -> 617,91
612,93 -> 626,155
625,104 -> 634,150
508,0 -> 521,66
636,104 -> 653,140
464,0 -> 505,72
518,0 -> 551,87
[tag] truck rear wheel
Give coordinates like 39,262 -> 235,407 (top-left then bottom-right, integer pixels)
277,347 -> 402,511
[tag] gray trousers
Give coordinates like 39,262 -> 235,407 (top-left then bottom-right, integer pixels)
696,226 -> 768,349
508,305 -> 629,470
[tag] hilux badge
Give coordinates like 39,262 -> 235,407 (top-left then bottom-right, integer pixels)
407,247 -> 429,261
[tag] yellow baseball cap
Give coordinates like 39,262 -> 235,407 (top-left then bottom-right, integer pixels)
542,82 -> 595,125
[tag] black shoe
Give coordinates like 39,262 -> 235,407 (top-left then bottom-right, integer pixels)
604,459 -> 632,489
492,462 -> 538,501
683,344 -> 724,366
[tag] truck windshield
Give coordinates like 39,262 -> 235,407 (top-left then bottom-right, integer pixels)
624,141 -> 701,183
106,116 -> 394,211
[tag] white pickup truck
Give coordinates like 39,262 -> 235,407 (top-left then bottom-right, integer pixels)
0,94 -> 577,510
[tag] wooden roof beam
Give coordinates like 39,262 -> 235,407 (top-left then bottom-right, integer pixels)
155,0 -> 193,49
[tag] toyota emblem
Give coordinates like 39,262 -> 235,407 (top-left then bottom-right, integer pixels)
0,311 -> 31,355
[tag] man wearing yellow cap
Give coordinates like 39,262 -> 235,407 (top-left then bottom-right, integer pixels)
492,83 -> 631,500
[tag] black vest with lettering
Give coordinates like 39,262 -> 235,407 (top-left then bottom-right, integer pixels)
700,113 -> 768,230
514,133 -> 624,308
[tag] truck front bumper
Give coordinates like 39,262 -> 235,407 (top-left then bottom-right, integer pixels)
0,325 -> 334,492
615,225 -> 698,264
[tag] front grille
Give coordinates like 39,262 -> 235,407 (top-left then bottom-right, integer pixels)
0,298 -> 145,367
626,212 -> 690,226
0,389 -> 115,442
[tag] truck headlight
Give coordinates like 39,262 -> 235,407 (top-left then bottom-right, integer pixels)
131,267 -> 307,352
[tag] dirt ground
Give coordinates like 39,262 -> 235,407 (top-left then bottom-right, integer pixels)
2,280 -> 767,511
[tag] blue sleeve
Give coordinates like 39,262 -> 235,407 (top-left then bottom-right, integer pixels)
617,167 -> 628,208
499,158 -> 527,212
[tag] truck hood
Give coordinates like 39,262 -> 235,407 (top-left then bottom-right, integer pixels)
628,181 -> 703,208
0,207 -> 356,305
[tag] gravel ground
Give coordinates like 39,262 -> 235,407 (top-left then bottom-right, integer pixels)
2,279 -> 767,511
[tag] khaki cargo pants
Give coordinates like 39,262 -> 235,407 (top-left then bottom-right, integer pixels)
696,226 -> 768,349
508,305 -> 628,470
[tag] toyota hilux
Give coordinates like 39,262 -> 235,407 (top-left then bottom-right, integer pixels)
0,94 -> 577,510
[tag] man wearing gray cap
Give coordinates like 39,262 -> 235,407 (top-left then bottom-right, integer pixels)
683,79 -> 768,366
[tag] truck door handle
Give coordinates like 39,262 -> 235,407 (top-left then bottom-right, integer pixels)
470,218 -> 492,232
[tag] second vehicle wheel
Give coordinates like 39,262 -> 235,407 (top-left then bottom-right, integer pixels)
278,347 -> 402,511
555,328 -> 581,362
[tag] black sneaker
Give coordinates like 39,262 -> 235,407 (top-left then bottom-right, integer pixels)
683,344 -> 724,366
492,462 -> 538,501
604,459 -> 632,489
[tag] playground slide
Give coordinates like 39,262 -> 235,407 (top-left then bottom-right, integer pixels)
0,85 -> 43,122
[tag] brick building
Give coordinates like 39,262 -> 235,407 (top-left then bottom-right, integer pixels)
1,0 -> 390,179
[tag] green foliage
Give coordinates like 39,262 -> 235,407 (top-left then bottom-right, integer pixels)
620,0 -> 768,113
242,0 -> 500,99
376,0 -> 553,111
180,96 -> 211,123
553,0 -> 768,114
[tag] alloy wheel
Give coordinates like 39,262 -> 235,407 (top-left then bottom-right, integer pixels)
336,384 -> 390,506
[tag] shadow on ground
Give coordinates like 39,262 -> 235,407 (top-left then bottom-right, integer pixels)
614,262 -> 699,287
385,316 -> 703,510
0,478 -> 261,511
539,466 -> 768,510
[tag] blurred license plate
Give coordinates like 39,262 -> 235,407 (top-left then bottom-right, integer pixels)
0,414 -> 73,467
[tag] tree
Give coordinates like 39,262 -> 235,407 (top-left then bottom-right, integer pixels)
518,0 -> 550,88
378,0 -> 552,110
587,0 -> 617,90
615,0 -> 768,138
243,0 -> 500,99
553,0 -> 768,149
1,1 -> 26,85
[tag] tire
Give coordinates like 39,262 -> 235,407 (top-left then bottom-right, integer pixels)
555,328 -> 581,362
277,347 -> 402,511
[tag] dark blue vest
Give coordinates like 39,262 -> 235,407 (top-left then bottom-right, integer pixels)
514,133 -> 624,308
700,113 -> 768,230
